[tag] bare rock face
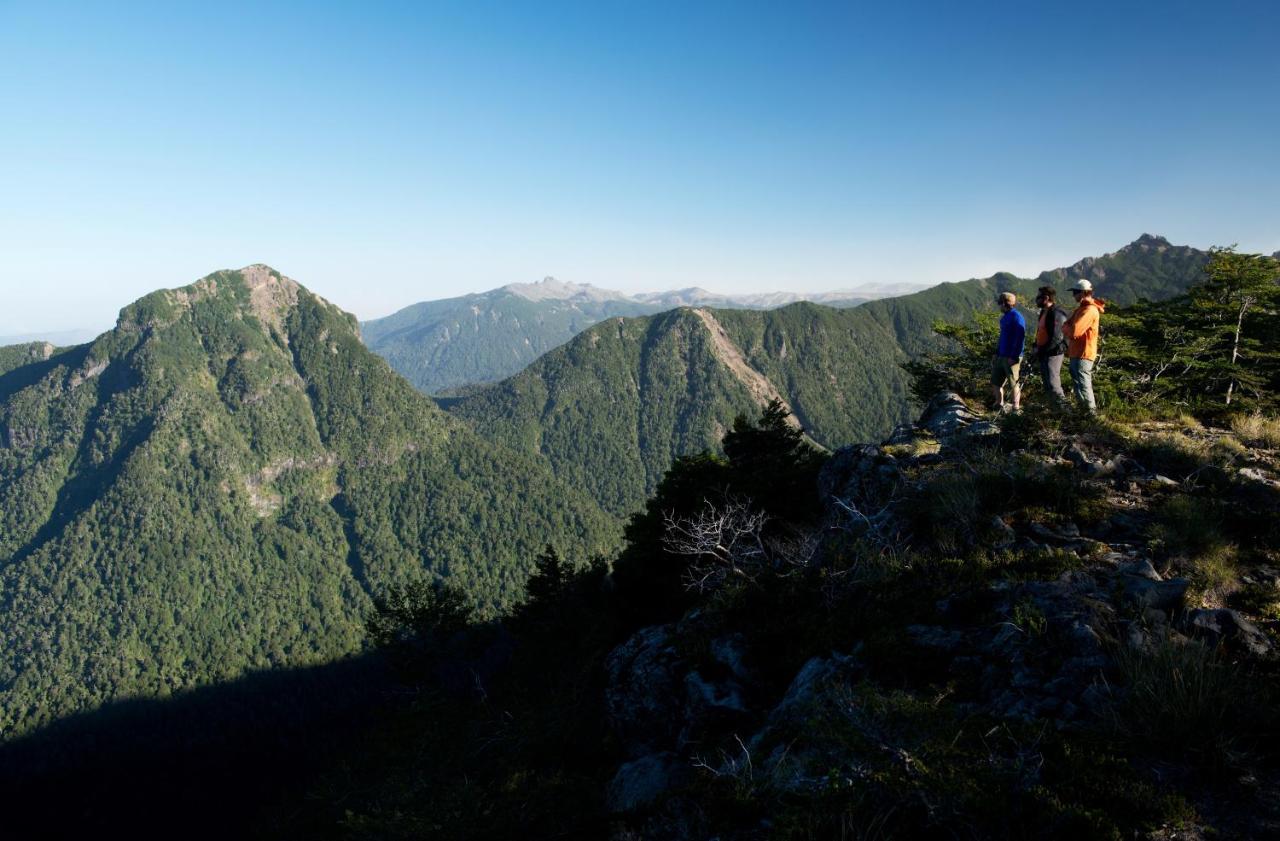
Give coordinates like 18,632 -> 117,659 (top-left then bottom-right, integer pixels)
240,264 -> 301,337
883,391 -> 1000,446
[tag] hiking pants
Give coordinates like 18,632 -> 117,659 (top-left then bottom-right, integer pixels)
1069,357 -> 1096,413
1038,353 -> 1065,403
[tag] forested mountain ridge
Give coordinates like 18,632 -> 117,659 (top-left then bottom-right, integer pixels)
0,265 -> 617,738
445,236 -> 1210,519
446,303 -> 912,516
362,278 -> 903,395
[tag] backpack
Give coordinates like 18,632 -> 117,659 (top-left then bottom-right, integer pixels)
1042,307 -> 1068,356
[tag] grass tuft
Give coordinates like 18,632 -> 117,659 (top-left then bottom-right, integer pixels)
1230,413 -> 1280,448
1108,636 -> 1242,760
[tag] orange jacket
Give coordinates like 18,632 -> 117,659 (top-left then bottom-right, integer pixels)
1064,298 -> 1105,360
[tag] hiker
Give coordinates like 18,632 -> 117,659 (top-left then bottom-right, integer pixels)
1032,285 -> 1069,405
1063,279 -> 1105,413
991,291 -> 1026,412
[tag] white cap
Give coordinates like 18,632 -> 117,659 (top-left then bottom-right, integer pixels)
1068,278 -> 1093,293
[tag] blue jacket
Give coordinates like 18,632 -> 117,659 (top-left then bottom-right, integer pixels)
996,309 -> 1026,359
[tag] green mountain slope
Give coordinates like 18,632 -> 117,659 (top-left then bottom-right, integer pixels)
362,285 -> 657,394
446,304 -> 911,516
0,266 -> 617,738
446,236 -> 1212,519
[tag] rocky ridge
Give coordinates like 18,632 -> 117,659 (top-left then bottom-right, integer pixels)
601,393 -> 1280,838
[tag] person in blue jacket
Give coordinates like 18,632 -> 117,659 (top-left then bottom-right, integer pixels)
991,291 -> 1026,413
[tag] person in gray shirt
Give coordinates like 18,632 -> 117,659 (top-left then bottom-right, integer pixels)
1032,286 -> 1069,406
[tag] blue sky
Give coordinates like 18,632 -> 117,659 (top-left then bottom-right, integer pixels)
2,0 -> 1277,334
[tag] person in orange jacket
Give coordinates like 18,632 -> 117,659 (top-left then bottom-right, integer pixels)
1063,278 -> 1106,413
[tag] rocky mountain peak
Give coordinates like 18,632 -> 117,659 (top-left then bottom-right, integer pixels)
503,276 -> 630,303
1124,233 -> 1171,252
113,265 -> 350,341
238,264 -> 302,335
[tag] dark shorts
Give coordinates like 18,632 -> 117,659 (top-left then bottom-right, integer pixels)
991,356 -> 1021,387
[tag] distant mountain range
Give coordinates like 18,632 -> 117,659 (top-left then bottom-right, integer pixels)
444,235 -> 1213,517
0,328 -> 101,347
362,278 -> 920,394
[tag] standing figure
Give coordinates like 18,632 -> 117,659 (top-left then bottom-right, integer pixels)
1033,285 -> 1069,406
991,291 -> 1026,413
1063,279 -> 1105,413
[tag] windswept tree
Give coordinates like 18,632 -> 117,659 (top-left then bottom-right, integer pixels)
612,400 -> 827,624
1189,248 -> 1280,406
901,312 -> 1001,403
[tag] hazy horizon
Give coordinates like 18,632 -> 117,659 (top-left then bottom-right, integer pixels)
3,1 -> 1278,334
5,230 -> 1276,339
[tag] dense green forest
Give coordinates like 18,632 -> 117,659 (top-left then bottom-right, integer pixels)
0,266 -> 618,738
445,305 -> 910,517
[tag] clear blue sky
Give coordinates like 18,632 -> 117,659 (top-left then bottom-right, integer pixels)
2,0 -> 1277,334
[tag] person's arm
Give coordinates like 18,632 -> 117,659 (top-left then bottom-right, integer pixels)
1009,318 -> 1026,363
1064,306 -> 1096,340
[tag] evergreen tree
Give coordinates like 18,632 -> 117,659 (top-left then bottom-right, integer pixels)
523,544 -> 572,609
1188,248 -> 1280,406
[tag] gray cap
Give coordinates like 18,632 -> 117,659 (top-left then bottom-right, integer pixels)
1068,278 -> 1093,293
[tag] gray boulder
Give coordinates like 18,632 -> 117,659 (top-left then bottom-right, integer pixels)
1185,608 -> 1273,658
918,391 -> 982,438
1122,576 -> 1190,613
606,752 -> 684,813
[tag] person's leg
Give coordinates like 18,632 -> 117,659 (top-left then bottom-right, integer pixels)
1077,358 -> 1096,412
1043,354 -> 1065,403
1009,361 -> 1022,410
1068,357 -> 1082,407
990,356 -> 1006,409
1069,358 -> 1095,413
